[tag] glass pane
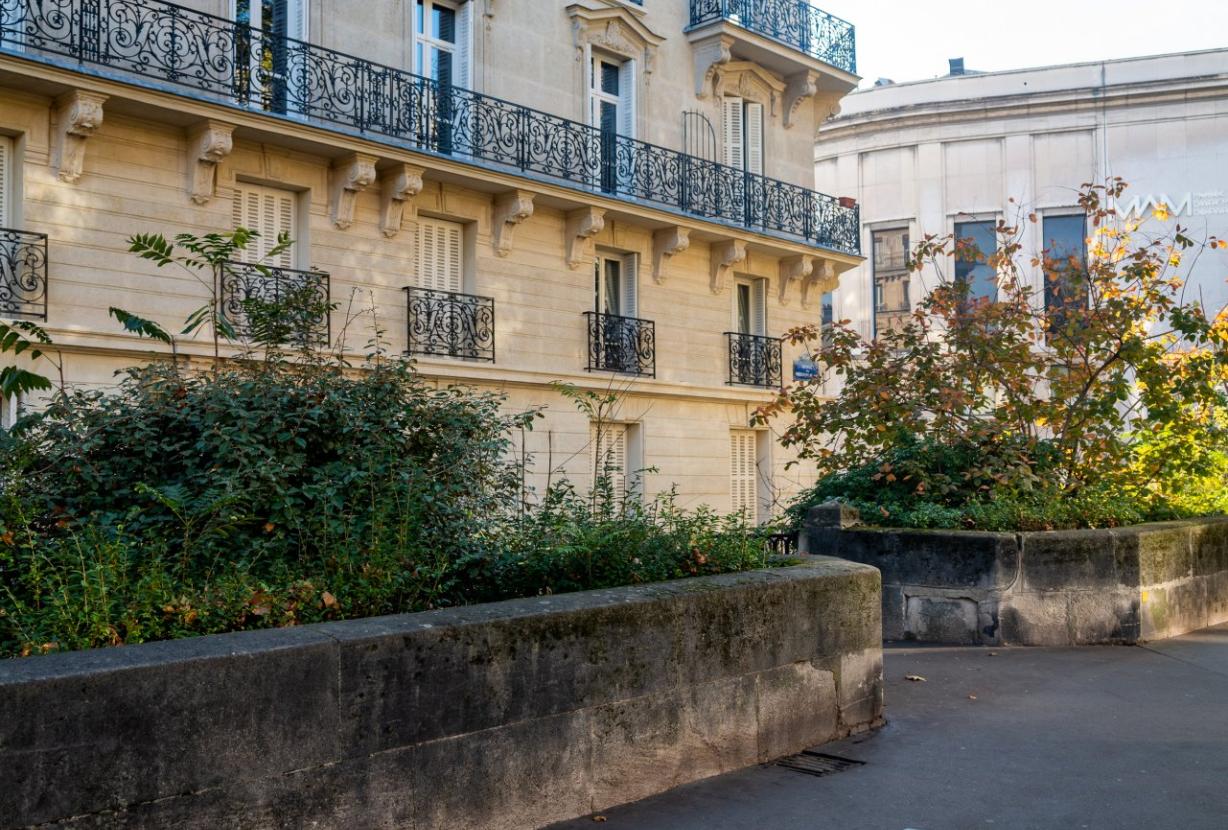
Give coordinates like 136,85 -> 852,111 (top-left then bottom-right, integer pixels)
236,0 -> 252,25
954,221 -> 998,302
604,259 -> 621,314
600,61 -> 620,95
600,100 -> 617,136
1043,214 -> 1088,311
431,45 -> 453,85
737,284 -> 751,333
433,3 -> 456,43
415,0 -> 424,35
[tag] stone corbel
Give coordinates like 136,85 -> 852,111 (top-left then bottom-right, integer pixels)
330,152 -> 378,230
565,206 -> 606,270
379,164 -> 425,238
692,34 -> 733,98
54,90 -> 107,184
778,255 -> 814,306
185,121 -> 234,205
784,71 -> 820,129
492,190 -> 536,257
802,260 -> 838,310
709,239 -> 747,295
813,91 -> 845,129
652,226 -> 690,284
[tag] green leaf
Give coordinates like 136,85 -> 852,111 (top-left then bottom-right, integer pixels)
0,365 -> 52,398
110,308 -> 173,344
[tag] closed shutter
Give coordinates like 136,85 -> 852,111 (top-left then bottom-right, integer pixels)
745,102 -> 764,176
287,0 -> 307,40
454,0 -> 472,89
416,217 -> 464,293
722,97 -> 744,169
620,252 -> 638,317
617,59 -> 636,139
232,182 -> 297,266
593,422 -> 628,497
730,430 -> 759,522
752,278 -> 767,335
0,136 -> 10,226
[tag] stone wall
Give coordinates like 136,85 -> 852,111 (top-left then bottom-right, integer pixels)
0,557 -> 883,830
801,505 -> 1228,646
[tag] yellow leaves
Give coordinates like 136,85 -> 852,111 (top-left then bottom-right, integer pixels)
321,591 -> 338,609
1153,203 -> 1171,222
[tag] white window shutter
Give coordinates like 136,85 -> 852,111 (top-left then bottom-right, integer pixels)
723,97 -> 744,170
0,136 -> 11,226
620,253 -> 638,317
417,217 -> 464,293
745,102 -> 764,176
233,183 -> 297,265
455,1 -> 472,90
730,430 -> 759,522
752,278 -> 767,336
594,422 -> 628,497
618,59 -> 636,139
288,0 -> 308,40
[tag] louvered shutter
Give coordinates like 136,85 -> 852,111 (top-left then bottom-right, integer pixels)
620,253 -> 638,317
745,102 -> 764,175
0,136 -> 10,226
730,430 -> 759,522
455,0 -> 472,90
752,278 -> 767,335
593,422 -> 628,498
232,183 -> 296,266
287,0 -> 307,40
416,217 -> 463,293
617,59 -> 636,139
723,97 -> 744,169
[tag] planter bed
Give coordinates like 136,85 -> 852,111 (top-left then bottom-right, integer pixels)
0,557 -> 882,830
802,503 -> 1228,646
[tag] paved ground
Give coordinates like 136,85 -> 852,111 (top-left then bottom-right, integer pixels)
550,624 -> 1228,830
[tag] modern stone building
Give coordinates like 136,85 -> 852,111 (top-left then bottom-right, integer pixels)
0,0 -> 862,516
816,49 -> 1228,348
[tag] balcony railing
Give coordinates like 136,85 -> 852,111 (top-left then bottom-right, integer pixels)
585,311 -> 655,378
688,0 -> 856,75
0,227 -> 48,321
725,332 -> 782,388
404,287 -> 495,363
0,0 -> 859,256
221,261 -> 330,344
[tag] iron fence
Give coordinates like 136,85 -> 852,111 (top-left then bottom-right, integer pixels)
404,287 -> 495,362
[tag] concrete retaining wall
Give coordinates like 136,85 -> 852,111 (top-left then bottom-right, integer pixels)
0,557 -> 883,830
801,504 -> 1228,646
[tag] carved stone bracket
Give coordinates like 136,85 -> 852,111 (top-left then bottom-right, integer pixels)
565,206 -> 606,270
778,255 -> 814,305
330,152 -> 378,230
379,164 -> 425,238
784,71 -> 820,129
691,34 -> 733,98
812,90 -> 845,129
802,260 -> 839,310
492,190 -> 536,257
652,226 -> 690,284
709,239 -> 747,295
186,121 -> 235,205
54,90 -> 107,184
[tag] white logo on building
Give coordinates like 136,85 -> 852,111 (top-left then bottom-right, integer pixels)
1112,191 -> 1228,219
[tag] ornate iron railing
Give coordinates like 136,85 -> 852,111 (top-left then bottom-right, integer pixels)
404,287 -> 495,362
585,311 -> 655,377
0,0 -> 859,255
688,0 -> 856,75
725,331 -> 782,388
0,227 -> 47,321
221,261 -> 330,344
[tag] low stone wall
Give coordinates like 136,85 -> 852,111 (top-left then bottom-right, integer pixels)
801,504 -> 1228,646
0,557 -> 883,830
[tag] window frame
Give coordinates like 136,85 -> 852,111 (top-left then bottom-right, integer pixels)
413,0 -> 464,84
952,217 -> 1001,304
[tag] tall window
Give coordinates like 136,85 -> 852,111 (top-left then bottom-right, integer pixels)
872,227 -> 910,337
234,0 -> 308,114
232,183 -> 297,266
590,52 -> 636,193
414,0 -> 471,88
415,217 -> 464,293
730,430 -> 761,522
954,220 -> 998,302
733,278 -> 767,336
1042,214 -> 1088,335
723,97 -> 764,175
594,252 -> 638,318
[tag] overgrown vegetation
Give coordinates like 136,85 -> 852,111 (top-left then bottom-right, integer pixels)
0,230 -> 773,659
762,180 -> 1228,532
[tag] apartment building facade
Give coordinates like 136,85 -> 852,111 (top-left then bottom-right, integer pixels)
815,49 -> 1228,350
0,0 -> 861,517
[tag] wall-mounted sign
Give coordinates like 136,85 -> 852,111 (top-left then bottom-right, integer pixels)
793,356 -> 820,382
1112,191 -> 1227,219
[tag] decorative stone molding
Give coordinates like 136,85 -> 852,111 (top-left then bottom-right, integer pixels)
565,206 -> 606,270
778,255 -> 815,305
54,90 -> 107,184
714,61 -> 785,115
709,239 -> 747,295
491,190 -> 536,257
691,34 -> 734,98
379,164 -> 425,238
568,3 -> 664,74
784,71 -> 820,129
812,90 -> 845,128
652,226 -> 690,284
802,260 -> 838,309
330,153 -> 378,230
185,121 -> 235,205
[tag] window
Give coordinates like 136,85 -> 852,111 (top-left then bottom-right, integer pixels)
722,97 -> 764,175
590,51 -> 636,192
592,421 -> 632,502
594,252 -> 638,318
1042,214 -> 1088,338
0,392 -> 23,430
733,278 -> 766,336
872,227 -> 910,337
730,429 -> 760,522
954,220 -> 998,302
415,217 -> 464,293
234,0 -> 308,114
413,0 -> 471,88
232,182 -> 297,266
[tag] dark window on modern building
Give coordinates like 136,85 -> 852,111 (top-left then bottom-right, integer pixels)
872,227 -> 910,337
1042,213 -> 1088,339
954,220 -> 998,302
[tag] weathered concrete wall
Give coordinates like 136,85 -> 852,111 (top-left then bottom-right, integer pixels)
0,558 -> 883,830
801,505 -> 1228,646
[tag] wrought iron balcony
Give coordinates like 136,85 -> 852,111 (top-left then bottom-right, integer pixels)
221,261 -> 330,344
725,331 -> 782,388
688,0 -> 856,74
404,287 -> 495,363
585,312 -> 655,378
0,228 -> 48,321
0,0 -> 859,256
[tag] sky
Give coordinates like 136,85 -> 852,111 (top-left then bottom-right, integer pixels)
816,0 -> 1228,87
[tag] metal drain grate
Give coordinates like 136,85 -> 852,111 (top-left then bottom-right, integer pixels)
776,750 -> 866,777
